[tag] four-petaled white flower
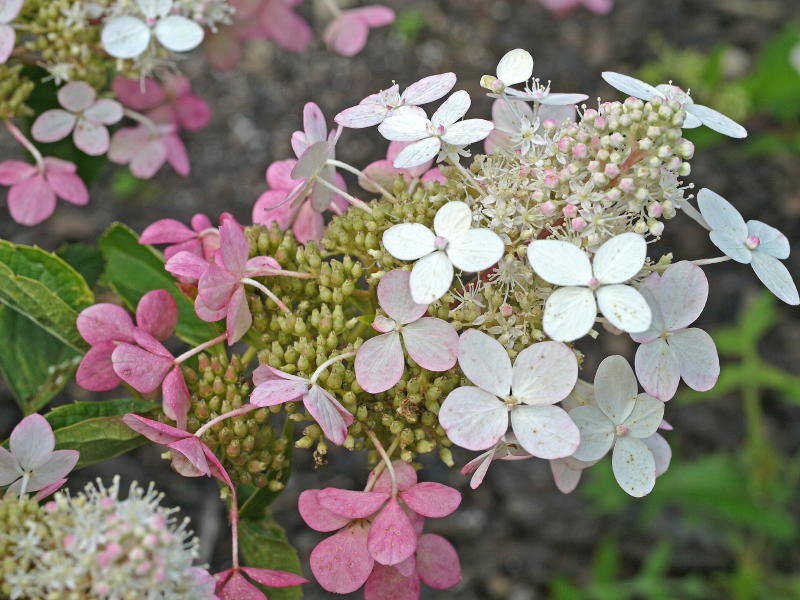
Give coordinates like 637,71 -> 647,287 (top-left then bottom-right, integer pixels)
378,90 -> 494,169
697,188 -> 799,305
527,232 -> 652,342
569,355 -> 665,497
382,201 -> 505,303
102,0 -> 204,60
439,329 -> 580,459
334,72 -> 457,128
633,261 -> 720,401
601,71 -> 747,138
354,269 -> 458,393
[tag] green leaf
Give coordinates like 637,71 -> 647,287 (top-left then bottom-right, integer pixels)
0,239 -> 93,351
56,243 -> 106,288
98,223 -> 220,345
239,420 -> 294,519
53,414 -> 148,469
45,398 -> 158,430
239,511 -> 304,600
0,306 -> 81,414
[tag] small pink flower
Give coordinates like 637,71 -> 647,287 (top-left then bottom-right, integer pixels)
0,0 -> 23,64
459,433 -> 532,490
140,212 -> 234,262
359,142 -> 443,193
214,566 -> 307,600
250,366 -> 354,446
536,0 -> 613,16
0,157 -> 88,225
323,5 -> 395,57
298,461 -> 461,594
0,414 -> 79,499
355,269 -> 458,394
112,75 -> 211,132
108,122 -> 190,179
32,81 -> 123,155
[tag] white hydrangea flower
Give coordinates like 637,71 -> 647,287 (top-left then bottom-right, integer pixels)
697,188 -> 799,305
601,71 -> 747,138
527,233 -> 652,342
378,90 -> 494,168
382,201 -> 505,303
102,0 -> 204,60
569,355 -> 665,497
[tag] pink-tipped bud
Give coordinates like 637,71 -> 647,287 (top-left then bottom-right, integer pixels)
563,204 -> 578,218
540,200 -> 555,216
543,170 -> 559,188
572,143 -> 587,158
571,217 -> 587,231
500,303 -> 513,317
434,235 -> 448,250
558,137 -> 572,153
604,163 -> 620,178
615,424 -> 629,436
745,235 -> 760,250
588,276 -> 600,290
619,177 -> 635,192
648,202 -> 663,218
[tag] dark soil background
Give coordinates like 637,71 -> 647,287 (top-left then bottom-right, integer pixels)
2,0 -> 800,598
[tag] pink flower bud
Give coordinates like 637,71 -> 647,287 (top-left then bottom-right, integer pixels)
540,200 -> 555,216
571,217 -> 587,231
745,235 -> 760,250
562,204 -> 578,218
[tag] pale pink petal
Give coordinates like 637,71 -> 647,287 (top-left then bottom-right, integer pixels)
0,160 -> 36,185
164,133 -> 190,176
292,200 -> 326,245
136,289 -> 178,340
569,405 -> 615,462
198,263 -> 238,310
635,338 -> 680,401
302,102 -> 328,145
621,394 -> 663,438
378,269 -> 428,324
259,0 -> 312,53
402,73 -> 457,106
310,524 -> 374,594
111,342 -> 173,393
250,379 -> 308,406
612,436 -> 656,497
167,437 -> 211,476
252,190 -> 296,230
31,109 -> 76,143
304,386 -> 354,446
266,158 -> 300,190
7,175 -> 56,225
252,365 -> 307,386
351,5 -> 395,26
165,250 -> 209,280
364,563 -> 419,600
217,571 -> 265,600
317,488 -> 388,519
400,482 -> 461,518
83,99 -> 124,125
550,459 -> 583,494
226,285 -> 252,344
108,126 -> 149,164
416,533 -> 461,589
76,342 -> 122,391
219,218 -> 249,276
45,167 -> 89,206
73,119 -> 110,156
457,328 -> 512,397
369,460 -> 418,494
121,413 -> 185,445
402,318 -> 458,371
643,433 -> 672,477
10,414 -> 55,471
0,448 -> 21,486
460,449 -> 495,489
511,341 -> 578,405
438,386 -> 507,451
162,366 -> 190,429
33,478 -> 68,501
244,256 -> 281,277
174,93 -> 211,131
594,355 -> 638,424
25,450 -> 79,492
298,489 -> 352,532
77,303 -> 136,344
112,77 -> 166,111
367,498 -> 417,566
0,24 -> 14,64
511,404 -> 580,459
360,159 -> 399,192
355,332 -> 405,394
656,261 -> 708,331
336,103 -> 388,129
130,138 -> 169,179
141,218 -> 197,244
324,14 -> 369,57
241,567 -> 307,588
57,81 -> 96,112
669,328 -> 720,392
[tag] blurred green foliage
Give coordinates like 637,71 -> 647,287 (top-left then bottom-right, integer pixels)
393,9 -> 427,43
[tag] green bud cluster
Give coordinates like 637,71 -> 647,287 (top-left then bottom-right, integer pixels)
0,494 -> 45,595
0,64 -> 34,119
184,353 -> 290,490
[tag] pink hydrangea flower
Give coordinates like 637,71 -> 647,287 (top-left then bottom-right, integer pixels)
632,261 -> 720,401
439,329 -> 580,459
323,5 -> 395,57
251,158 -> 347,245
112,75 -> 211,132
140,212 -> 233,262
214,566 -> 307,600
250,365 -> 354,446
536,0 -> 613,16
355,269 -> 458,394
298,461 -> 461,594
32,81 -> 123,155
459,433 -> 532,490
108,122 -> 190,179
359,141 -> 444,193
0,414 -> 79,499
0,0 -> 22,64
0,157 -> 88,225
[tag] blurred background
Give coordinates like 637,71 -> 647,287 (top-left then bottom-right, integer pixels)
2,0 -> 800,598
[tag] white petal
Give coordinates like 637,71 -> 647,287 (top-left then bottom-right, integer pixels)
154,15 -> 204,52
593,355 -> 637,425
539,93 -> 589,106
409,251 -> 454,304
439,386 -> 508,451
512,341 -> 578,405
138,0 -> 172,18
335,103 -> 388,128
686,103 -> 747,138
550,458 -> 582,494
643,433 -> 672,477
378,114 -> 430,142
0,0 -> 23,23
431,90 -> 471,128
657,261 -> 708,331
447,229 -> 504,272
496,49 -> 533,85
9,414 -> 55,471
634,339 -> 680,401
0,447 -> 21,486
102,17 -> 150,59
511,405 -> 579,459
402,318 -> 458,372
709,230 -> 752,264
354,332 -> 405,394
622,394 -> 664,438
601,72 -> 661,101
433,200 -> 472,239
669,328 -> 721,391
569,405 -> 614,462
393,137 -> 441,169
596,284 -> 652,333
612,436 -> 656,497
528,240 -> 592,286
401,72 -> 457,105
441,119 -> 494,146
747,220 -> 790,260
592,232 -> 646,284
697,188 -> 748,241
382,223 -> 435,260
457,328 -> 512,397
291,140 -> 329,179
750,251 -> 799,305
542,286 -> 597,342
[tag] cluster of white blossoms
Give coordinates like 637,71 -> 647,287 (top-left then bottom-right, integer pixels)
328,49 -> 798,497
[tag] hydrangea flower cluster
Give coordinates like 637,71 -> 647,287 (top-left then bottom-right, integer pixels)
0,0 -> 393,225
63,48 -> 797,597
